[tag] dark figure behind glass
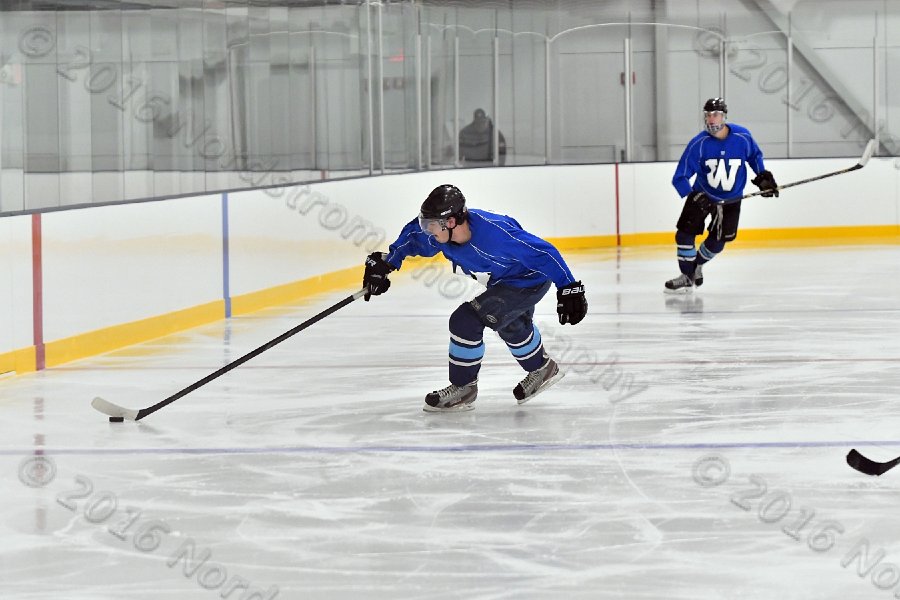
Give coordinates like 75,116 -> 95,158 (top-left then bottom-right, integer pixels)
459,108 -> 506,166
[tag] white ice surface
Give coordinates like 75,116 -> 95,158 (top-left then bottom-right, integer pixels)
2,244 -> 900,600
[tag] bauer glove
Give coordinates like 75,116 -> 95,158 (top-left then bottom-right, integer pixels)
363,252 -> 394,301
557,281 -> 587,325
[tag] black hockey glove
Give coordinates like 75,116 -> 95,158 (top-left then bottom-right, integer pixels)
557,281 -> 587,325
687,190 -> 713,213
363,252 -> 394,301
751,170 -> 779,197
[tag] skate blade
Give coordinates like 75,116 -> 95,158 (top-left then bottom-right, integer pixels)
663,285 -> 693,295
517,369 -> 566,405
423,402 -> 476,413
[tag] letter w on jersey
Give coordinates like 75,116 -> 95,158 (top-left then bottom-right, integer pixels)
704,158 -> 742,192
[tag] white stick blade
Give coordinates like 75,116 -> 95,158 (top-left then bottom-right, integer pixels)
91,397 -> 139,421
858,139 -> 876,167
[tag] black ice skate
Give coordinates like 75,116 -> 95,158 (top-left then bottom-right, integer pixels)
513,357 -> 564,404
424,381 -> 478,412
692,264 -> 704,287
664,273 -> 694,293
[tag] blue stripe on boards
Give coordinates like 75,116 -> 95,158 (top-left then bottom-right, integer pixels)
222,192 -> 231,318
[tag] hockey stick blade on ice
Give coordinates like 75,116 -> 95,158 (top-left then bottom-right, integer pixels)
846,448 -> 900,476
92,288 -> 369,422
733,138 -> 876,202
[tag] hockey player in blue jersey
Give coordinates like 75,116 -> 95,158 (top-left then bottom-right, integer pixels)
665,97 -> 779,292
362,184 -> 587,412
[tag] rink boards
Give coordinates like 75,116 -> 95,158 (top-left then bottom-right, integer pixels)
1,158 -> 899,374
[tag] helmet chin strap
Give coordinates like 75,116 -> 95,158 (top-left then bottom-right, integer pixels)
443,217 -> 468,246
443,211 -> 466,233
444,222 -> 459,244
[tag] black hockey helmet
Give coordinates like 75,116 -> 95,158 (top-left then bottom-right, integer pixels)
703,97 -> 727,114
419,184 -> 468,234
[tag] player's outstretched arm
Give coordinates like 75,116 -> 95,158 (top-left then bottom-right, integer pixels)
363,218 -> 442,301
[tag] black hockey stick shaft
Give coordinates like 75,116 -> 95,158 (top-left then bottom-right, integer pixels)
737,164 -> 862,200
846,449 -> 900,476
716,139 -> 876,205
131,288 -> 368,420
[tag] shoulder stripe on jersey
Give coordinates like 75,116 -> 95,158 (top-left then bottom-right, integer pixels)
387,231 -> 418,259
733,132 -> 752,156
387,230 -> 433,262
469,243 -> 517,270
732,132 -> 763,171
478,215 -> 569,281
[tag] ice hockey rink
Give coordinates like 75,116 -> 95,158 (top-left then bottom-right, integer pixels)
2,243 -> 900,600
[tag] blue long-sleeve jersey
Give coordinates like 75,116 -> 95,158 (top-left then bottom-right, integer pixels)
384,208 -> 576,289
672,124 -> 767,202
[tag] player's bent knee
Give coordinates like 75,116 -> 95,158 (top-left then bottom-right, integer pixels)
467,296 -> 507,331
676,213 -> 706,236
675,230 -> 695,246
450,302 -> 488,336
676,196 -> 710,234
705,238 -> 726,253
498,316 -> 529,338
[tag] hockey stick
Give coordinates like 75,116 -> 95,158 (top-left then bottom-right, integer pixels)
846,448 -> 900,476
92,288 -> 369,422
717,139 -> 876,205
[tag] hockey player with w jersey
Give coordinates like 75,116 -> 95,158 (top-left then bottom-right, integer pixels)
361,184 -> 587,412
665,97 -> 779,292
